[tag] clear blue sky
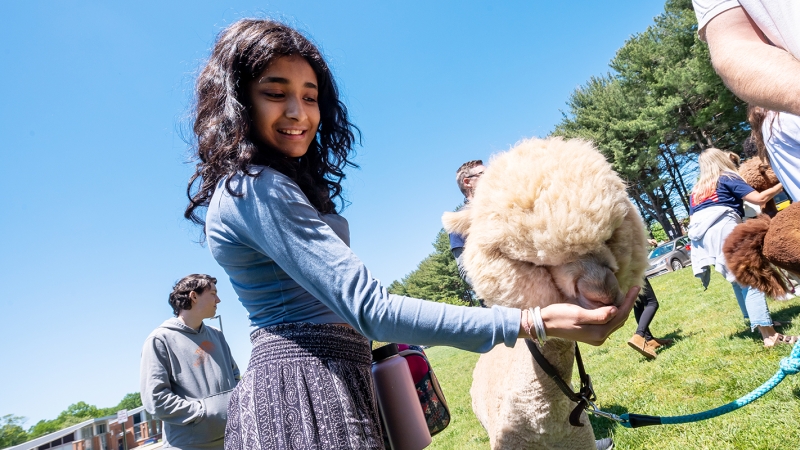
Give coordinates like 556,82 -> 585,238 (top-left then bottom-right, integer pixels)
0,1 -> 666,426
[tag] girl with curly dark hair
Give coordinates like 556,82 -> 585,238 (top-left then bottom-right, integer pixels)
185,19 -> 356,225
186,18 -> 639,449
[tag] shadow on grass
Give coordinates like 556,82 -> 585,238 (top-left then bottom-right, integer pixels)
770,302 -> 800,325
655,328 -> 689,343
729,303 -> 800,344
730,327 -> 762,344
588,403 -> 629,438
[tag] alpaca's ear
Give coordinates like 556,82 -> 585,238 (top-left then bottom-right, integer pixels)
442,209 -> 473,237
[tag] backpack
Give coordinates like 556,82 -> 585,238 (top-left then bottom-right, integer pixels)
396,344 -> 451,436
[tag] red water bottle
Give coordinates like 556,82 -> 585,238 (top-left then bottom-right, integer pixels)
372,344 -> 432,449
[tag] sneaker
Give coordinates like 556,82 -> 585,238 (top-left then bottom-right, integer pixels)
595,437 -> 614,450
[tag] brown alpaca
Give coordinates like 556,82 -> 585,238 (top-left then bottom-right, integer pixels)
738,157 -> 779,216
724,203 -> 800,297
739,157 -> 779,191
723,155 -> 800,297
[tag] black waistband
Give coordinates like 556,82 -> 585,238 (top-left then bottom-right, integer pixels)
249,322 -> 371,366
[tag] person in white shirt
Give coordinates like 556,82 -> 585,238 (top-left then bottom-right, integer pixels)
748,106 -> 800,202
692,1 -> 800,115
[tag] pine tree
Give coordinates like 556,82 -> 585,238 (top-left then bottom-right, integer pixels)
388,230 -> 475,305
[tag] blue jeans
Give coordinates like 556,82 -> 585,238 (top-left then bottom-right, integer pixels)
731,282 -> 773,331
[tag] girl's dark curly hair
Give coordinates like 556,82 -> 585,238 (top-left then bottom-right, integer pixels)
168,274 -> 217,316
185,19 -> 359,230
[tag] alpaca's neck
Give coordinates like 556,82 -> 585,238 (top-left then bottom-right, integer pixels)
532,339 -> 578,393
521,338 -> 596,447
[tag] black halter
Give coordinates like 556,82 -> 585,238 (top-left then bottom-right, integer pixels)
524,338 -> 596,427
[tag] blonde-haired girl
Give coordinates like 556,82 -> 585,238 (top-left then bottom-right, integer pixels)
687,148 -> 794,347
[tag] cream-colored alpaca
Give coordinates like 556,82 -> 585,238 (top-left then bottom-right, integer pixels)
443,137 -> 649,450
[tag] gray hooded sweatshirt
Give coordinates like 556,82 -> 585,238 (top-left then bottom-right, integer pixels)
140,318 -> 240,450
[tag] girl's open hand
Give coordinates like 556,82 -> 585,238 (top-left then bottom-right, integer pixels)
539,285 -> 640,346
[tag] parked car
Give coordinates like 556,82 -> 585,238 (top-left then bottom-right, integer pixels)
645,236 -> 692,278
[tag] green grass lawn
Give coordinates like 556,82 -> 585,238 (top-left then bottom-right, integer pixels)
424,268 -> 800,450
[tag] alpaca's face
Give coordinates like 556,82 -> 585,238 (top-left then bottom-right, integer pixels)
441,137 -> 650,314
548,255 -> 623,309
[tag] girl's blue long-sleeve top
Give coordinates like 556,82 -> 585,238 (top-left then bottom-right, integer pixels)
205,167 -> 520,352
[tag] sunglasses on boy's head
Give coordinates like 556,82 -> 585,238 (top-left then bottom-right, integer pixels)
466,171 -> 484,179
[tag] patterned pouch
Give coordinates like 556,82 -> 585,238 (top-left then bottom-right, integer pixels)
399,345 -> 451,436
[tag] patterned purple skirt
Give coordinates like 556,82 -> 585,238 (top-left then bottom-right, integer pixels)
224,323 -> 384,450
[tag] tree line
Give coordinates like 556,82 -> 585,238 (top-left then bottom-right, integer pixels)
553,0 -> 748,238
0,393 -> 142,449
390,0 -> 749,300
388,230 -> 474,305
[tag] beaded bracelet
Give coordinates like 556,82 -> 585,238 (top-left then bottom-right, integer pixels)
521,308 -> 534,338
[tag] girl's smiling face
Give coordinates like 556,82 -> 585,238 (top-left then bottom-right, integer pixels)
249,55 -> 321,158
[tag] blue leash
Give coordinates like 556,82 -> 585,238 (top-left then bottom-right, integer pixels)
586,342 -> 800,428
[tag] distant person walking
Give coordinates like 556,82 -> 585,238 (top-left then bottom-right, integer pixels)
687,148 -> 795,348
140,274 -> 240,450
627,277 -> 674,359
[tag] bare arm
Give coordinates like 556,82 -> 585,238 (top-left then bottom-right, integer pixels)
704,7 -> 800,115
742,183 -> 783,206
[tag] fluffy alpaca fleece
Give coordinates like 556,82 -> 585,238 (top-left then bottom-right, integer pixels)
723,158 -> 800,297
739,157 -> 780,216
739,157 -> 779,191
724,203 -> 800,297
442,137 -> 649,450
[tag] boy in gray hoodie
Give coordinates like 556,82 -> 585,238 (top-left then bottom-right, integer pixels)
140,274 -> 240,450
